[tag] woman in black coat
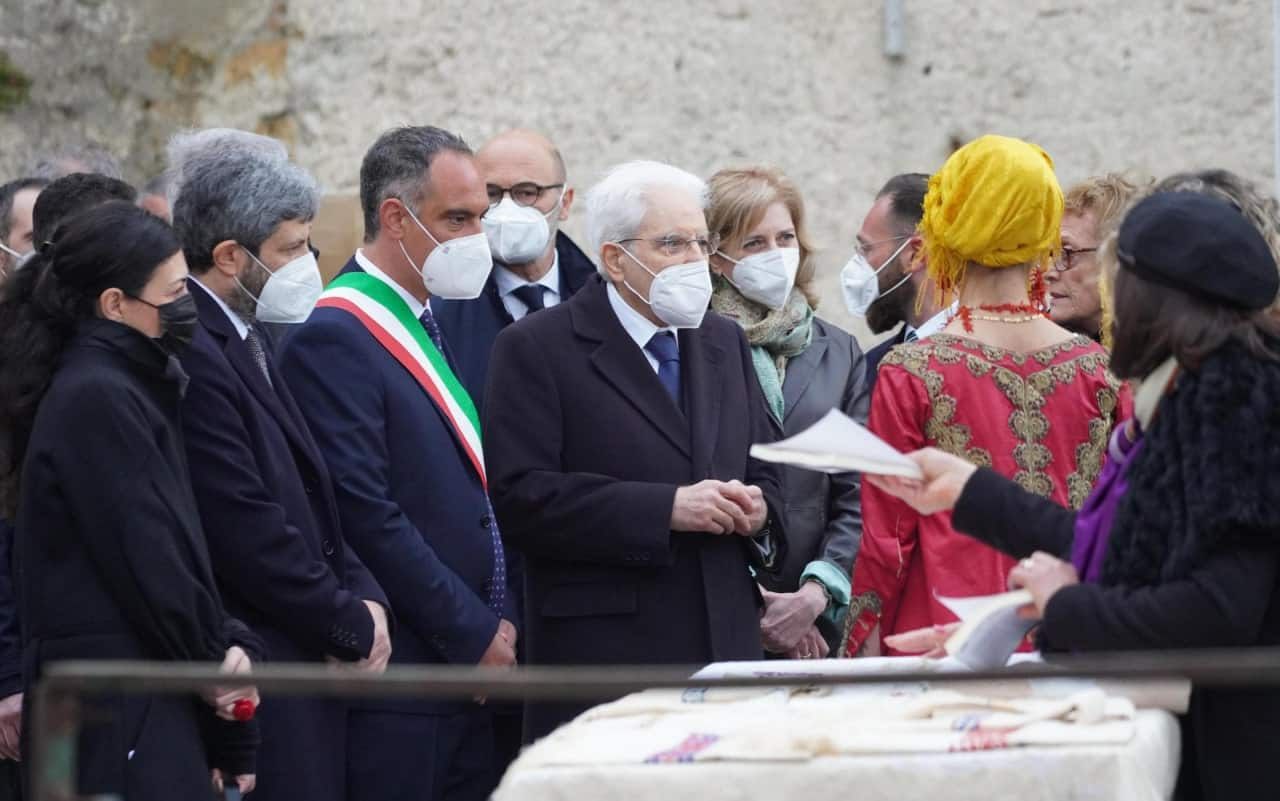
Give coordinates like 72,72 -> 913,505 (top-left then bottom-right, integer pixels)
0,203 -> 263,800
867,191 -> 1280,801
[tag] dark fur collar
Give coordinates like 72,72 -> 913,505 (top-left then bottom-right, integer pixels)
1103,339 -> 1280,586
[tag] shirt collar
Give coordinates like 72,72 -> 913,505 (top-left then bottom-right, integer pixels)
494,251 -> 561,298
356,248 -> 426,318
189,276 -> 249,340
606,281 -> 677,352
908,302 -> 958,341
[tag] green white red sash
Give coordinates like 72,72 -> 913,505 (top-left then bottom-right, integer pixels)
316,272 -> 486,486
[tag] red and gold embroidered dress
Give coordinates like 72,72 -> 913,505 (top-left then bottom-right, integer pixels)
845,333 -> 1130,656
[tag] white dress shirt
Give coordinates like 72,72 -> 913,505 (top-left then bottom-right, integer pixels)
906,303 -> 957,341
189,276 -> 249,340
494,254 -> 562,321
356,248 -> 426,318
605,282 -> 679,374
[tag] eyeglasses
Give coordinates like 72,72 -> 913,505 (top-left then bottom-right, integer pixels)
853,234 -> 911,260
486,182 -> 564,207
617,233 -> 722,259
1054,246 -> 1098,272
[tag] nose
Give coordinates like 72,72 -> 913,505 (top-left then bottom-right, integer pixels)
1043,264 -> 1062,284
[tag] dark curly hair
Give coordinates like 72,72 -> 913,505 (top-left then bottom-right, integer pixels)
0,202 -> 181,516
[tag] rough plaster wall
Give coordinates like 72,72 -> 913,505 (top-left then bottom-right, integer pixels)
0,0 -> 1273,341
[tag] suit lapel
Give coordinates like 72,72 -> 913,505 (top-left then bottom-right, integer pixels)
781,332 -> 827,425
575,281 -> 692,457
681,326 -> 724,474
190,281 -> 326,475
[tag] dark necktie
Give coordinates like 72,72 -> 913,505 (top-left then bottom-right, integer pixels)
510,284 -> 546,314
418,306 -> 507,616
645,331 -> 681,406
245,326 -> 273,387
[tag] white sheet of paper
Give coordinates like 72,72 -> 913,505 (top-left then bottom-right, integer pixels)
938,590 -> 1037,670
749,409 -> 923,478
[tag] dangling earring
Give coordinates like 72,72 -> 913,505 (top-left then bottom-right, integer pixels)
1029,262 -> 1049,312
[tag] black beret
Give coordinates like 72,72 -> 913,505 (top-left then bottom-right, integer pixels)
1116,191 -> 1279,310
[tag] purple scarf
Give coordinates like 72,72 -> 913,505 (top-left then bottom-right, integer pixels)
1070,421 -> 1143,583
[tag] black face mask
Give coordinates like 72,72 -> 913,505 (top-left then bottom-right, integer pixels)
133,292 -> 199,353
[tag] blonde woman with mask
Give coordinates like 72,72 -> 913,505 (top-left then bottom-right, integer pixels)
708,166 -> 870,658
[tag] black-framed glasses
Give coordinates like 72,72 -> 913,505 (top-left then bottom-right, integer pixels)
486,182 -> 564,207
617,233 -> 722,259
1055,246 -> 1098,272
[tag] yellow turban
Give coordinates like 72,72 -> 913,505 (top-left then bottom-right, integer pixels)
919,134 -> 1064,299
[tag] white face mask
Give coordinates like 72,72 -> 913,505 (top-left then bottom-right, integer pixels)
239,247 -> 324,324
483,194 -> 560,266
617,244 -> 712,329
840,237 -> 912,316
400,207 -> 494,300
0,242 -> 31,272
717,247 -> 800,310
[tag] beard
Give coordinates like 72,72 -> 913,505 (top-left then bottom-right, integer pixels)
227,259 -> 269,324
864,265 -> 913,334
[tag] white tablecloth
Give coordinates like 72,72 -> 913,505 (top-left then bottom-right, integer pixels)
495,657 -> 1184,801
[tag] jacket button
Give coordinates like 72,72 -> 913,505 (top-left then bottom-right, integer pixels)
479,515 -> 492,529
304,484 -> 315,495
322,540 -> 335,556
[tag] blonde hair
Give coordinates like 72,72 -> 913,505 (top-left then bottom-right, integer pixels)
707,166 -> 820,308
1064,173 -> 1145,242
1064,173 -> 1146,347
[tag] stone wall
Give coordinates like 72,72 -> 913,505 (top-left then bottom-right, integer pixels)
0,0 -> 1273,340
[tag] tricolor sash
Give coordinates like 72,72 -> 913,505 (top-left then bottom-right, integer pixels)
317,272 -> 486,486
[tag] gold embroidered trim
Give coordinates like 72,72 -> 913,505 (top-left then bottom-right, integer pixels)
883,338 -> 1116,504
1066,384 -> 1122,508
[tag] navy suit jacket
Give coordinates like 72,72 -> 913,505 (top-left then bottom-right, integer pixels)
279,258 -> 502,713
864,325 -> 908,386
181,281 -> 389,800
431,231 -> 596,411
484,276 -> 788,740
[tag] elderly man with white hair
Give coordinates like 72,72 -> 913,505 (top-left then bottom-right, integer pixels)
485,159 -> 788,742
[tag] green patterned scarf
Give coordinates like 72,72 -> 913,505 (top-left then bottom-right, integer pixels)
710,274 -> 814,422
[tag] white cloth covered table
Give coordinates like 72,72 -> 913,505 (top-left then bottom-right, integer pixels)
495,657 -> 1184,801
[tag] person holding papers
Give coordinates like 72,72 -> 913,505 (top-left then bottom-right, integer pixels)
863,190 -> 1280,801
845,136 -> 1129,658
706,166 -> 870,659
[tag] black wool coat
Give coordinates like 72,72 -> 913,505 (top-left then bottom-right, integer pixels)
951,339 -> 1280,801
15,320 -> 262,801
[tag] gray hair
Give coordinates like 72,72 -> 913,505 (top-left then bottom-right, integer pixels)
167,128 -> 320,273
359,126 -> 472,241
166,128 -> 291,211
27,143 -> 123,181
584,160 -> 709,273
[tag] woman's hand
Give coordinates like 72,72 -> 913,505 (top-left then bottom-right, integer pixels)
784,625 -> 830,660
202,646 -> 260,721
1007,551 -> 1079,619
760,582 -> 828,653
212,768 -> 256,796
864,448 -> 979,515
883,622 -> 961,658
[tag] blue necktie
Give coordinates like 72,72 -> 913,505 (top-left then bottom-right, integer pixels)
510,284 -> 546,314
645,331 -> 681,406
419,308 -> 507,617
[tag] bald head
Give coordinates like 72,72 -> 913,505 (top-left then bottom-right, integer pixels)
478,129 -> 566,187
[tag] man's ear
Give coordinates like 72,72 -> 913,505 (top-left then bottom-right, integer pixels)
600,242 -> 627,281
903,235 -> 926,273
558,188 -> 575,223
381,199 -> 410,241
211,240 -> 243,278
